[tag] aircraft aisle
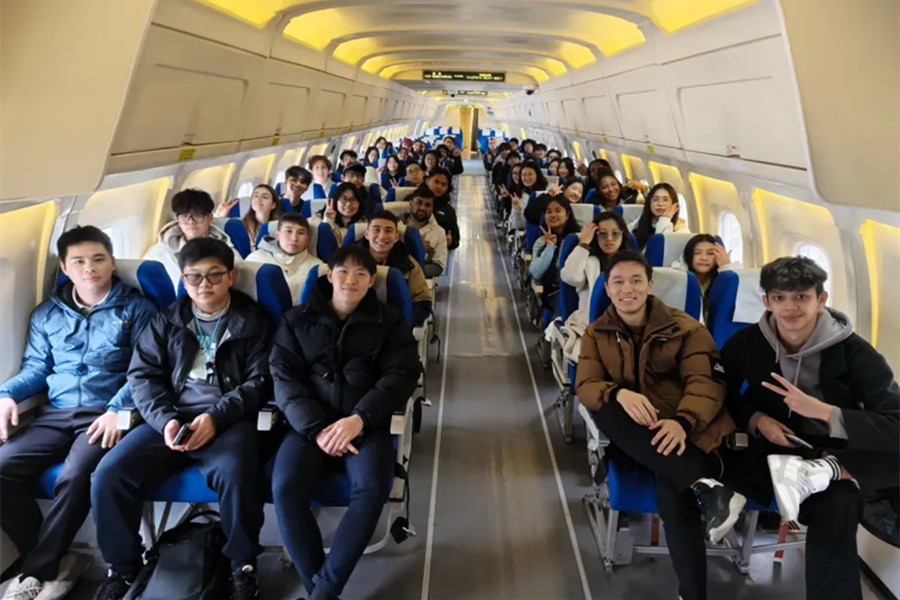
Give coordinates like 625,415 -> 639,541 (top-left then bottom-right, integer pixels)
2,167 -> 886,600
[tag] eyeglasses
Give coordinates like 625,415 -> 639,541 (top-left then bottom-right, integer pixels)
182,271 -> 230,286
177,212 -> 210,223
337,197 -> 360,204
597,231 -> 623,239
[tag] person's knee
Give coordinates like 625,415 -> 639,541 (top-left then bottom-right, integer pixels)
801,480 -> 860,526
91,452 -> 125,493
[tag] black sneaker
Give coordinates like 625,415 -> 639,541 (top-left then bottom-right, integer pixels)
92,569 -> 133,600
232,564 -> 260,600
691,478 -> 746,544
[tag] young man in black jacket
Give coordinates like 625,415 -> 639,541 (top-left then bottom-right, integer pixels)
270,245 -> 419,600
90,238 -> 273,600
721,256 -> 899,600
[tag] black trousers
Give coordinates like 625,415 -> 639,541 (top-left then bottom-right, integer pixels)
719,440 -> 895,600
594,401 -> 722,600
0,406 -> 107,581
91,422 -> 264,573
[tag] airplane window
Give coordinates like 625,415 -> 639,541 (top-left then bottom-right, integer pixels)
102,227 -> 124,257
236,181 -> 255,199
794,242 -> 833,302
273,170 -> 286,187
677,193 -> 690,230
717,211 -> 743,265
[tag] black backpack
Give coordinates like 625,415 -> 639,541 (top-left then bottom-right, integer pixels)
123,511 -> 231,600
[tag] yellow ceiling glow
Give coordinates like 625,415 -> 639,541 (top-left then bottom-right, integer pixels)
191,0 -> 295,28
283,9 -> 362,51
650,0 -> 757,33
568,13 -> 645,56
333,38 -> 381,65
558,41 -> 596,69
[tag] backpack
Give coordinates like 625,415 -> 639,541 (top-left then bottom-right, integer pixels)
123,511 -> 231,600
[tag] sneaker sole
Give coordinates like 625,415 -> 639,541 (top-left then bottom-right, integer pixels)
35,554 -> 94,600
768,455 -> 802,523
709,492 -> 747,544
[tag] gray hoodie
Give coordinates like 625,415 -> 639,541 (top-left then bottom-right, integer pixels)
754,307 -> 854,437
245,236 -> 323,303
143,220 -> 241,287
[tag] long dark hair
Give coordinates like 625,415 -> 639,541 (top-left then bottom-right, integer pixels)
520,161 -> 548,195
328,182 -> 366,228
544,196 -> 581,238
587,211 -> 629,262
242,184 -> 282,245
633,182 -> 680,249
557,157 -> 576,179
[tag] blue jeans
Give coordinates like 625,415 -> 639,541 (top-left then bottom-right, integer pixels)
272,430 -> 393,598
91,422 -> 264,573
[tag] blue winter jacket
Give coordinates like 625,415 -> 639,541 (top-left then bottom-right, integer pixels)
0,279 -> 157,411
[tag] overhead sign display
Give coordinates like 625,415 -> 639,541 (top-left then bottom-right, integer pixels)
441,90 -> 488,96
424,71 -> 505,82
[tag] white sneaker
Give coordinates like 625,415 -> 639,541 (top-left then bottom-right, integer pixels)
768,455 -> 833,522
35,553 -> 94,600
2,576 -> 42,600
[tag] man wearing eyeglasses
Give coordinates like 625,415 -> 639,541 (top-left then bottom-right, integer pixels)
90,238 -> 272,600
144,188 -> 242,288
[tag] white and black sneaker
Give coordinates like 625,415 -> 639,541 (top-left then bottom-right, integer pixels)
692,478 -> 746,544
767,455 -> 835,522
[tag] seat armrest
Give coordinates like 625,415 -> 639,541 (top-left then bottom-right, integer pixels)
4,394 -> 48,439
116,408 -> 143,431
257,401 -> 282,432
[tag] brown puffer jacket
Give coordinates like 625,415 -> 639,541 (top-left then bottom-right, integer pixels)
575,295 -> 734,452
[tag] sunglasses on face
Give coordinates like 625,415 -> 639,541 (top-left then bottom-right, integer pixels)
182,271 -> 230,286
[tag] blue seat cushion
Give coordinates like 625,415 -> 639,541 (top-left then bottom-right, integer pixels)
37,437 -> 398,508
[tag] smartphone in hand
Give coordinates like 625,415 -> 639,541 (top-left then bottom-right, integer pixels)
173,423 -> 193,446
785,434 -> 813,449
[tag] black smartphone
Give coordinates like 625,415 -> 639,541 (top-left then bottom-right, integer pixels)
785,434 -> 813,449
173,423 -> 193,446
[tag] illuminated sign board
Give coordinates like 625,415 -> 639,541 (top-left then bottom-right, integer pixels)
441,90 -> 488,96
424,71 -> 505,82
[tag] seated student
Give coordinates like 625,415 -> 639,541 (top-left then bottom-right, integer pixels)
546,158 -> 560,178
482,137 -> 498,171
398,162 -> 424,189
246,213 -> 324,302
362,146 -> 380,169
422,150 -> 440,174
421,168 -> 460,251
360,211 -> 432,326
529,197 -> 580,318
508,161 -> 548,231
546,148 -> 562,164
672,234 -> 737,323
410,139 -> 426,164
508,137 -> 520,153
520,139 -> 535,159
524,176 -> 584,226
322,182 -> 367,245
144,188 -> 241,287
374,136 -> 392,159
498,163 -> 522,226
556,157 -> 576,183
0,227 -> 155,600
216,184 -> 283,252
90,238 -> 272,600
340,162 -> 380,217
559,211 -> 630,346
335,150 -> 358,181
442,136 -> 464,175
581,159 -> 612,195
401,187 -> 448,278
587,168 -> 646,210
720,256 -> 900,600
490,142 -> 511,174
396,146 -> 410,167
269,245 -> 419,600
282,166 -> 312,212
630,183 -> 689,250
307,155 -> 336,199
380,155 -> 405,190
533,143 -> 548,167
575,250 -> 745,600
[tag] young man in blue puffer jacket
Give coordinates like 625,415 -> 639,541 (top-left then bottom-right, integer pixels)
0,226 -> 156,600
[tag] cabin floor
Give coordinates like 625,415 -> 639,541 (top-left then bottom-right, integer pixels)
1,165 -> 888,600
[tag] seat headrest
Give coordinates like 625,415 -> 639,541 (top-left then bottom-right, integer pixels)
212,217 -> 251,259
392,187 -> 417,203
645,232 -> 698,268
381,201 -> 408,217
300,198 -> 327,219
364,167 -> 380,187
732,269 -> 765,323
558,233 -> 581,321
299,265 -> 413,325
706,268 -> 765,348
613,204 -> 643,224
571,204 -> 600,228
589,267 -> 702,322
342,222 -> 369,246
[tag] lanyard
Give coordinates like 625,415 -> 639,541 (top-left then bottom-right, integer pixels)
193,313 -> 224,380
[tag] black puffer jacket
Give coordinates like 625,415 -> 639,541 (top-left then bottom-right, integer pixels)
128,291 -> 274,434
270,277 -> 419,439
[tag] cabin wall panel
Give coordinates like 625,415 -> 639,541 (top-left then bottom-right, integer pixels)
607,68 -> 681,147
